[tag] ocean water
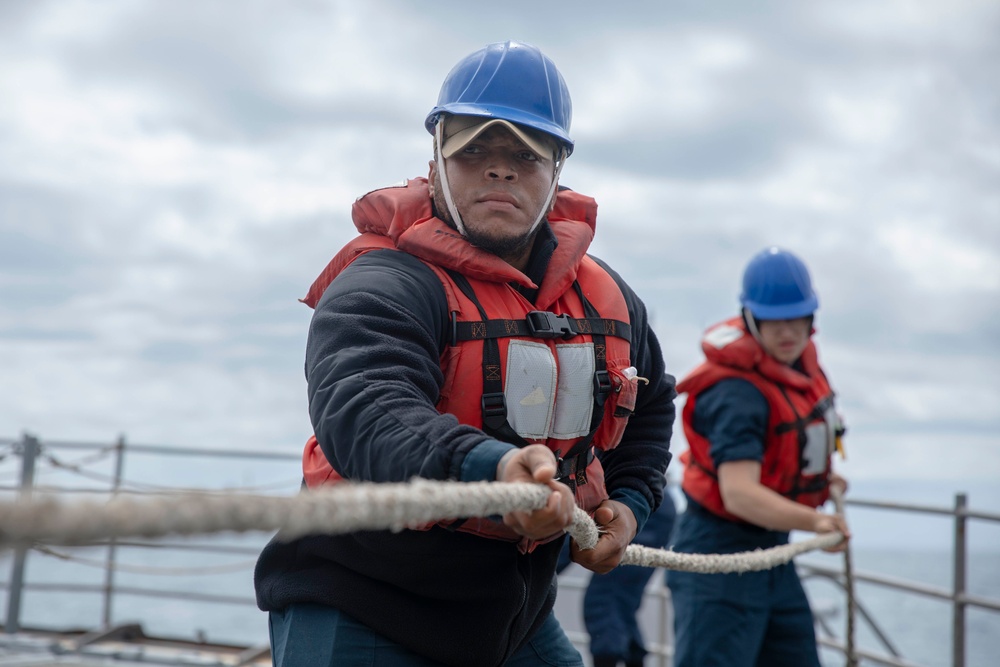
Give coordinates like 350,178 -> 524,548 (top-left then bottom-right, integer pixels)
799,549 -> 1000,667
2,539 -> 997,667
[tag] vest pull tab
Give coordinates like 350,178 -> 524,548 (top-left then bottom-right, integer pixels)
622,366 -> 649,385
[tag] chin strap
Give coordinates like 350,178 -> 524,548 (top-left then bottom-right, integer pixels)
527,147 -> 567,235
743,307 -> 764,345
435,121 -> 467,236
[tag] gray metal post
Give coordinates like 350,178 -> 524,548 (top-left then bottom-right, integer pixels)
662,577 -> 674,667
101,435 -> 127,628
656,574 -> 668,667
952,493 -> 967,667
5,433 -> 40,634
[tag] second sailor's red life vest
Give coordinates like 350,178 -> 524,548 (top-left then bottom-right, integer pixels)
677,316 -> 838,522
300,178 -> 640,549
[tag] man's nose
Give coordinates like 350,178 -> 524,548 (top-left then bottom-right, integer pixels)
486,158 -> 517,181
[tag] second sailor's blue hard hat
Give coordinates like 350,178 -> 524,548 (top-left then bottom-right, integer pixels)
424,40 -> 574,156
740,247 -> 819,320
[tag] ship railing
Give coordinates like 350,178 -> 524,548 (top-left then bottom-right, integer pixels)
799,495 -> 1000,667
560,492 -> 1000,667
0,432 -> 294,660
0,433 -> 998,667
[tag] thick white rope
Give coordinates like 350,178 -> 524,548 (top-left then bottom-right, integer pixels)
0,479 -> 843,574
620,533 -> 842,572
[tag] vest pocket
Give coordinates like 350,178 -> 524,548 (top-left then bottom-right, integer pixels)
601,363 -> 639,447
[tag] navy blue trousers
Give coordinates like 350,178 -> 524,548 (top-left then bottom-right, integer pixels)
269,603 -> 583,667
666,507 -> 821,667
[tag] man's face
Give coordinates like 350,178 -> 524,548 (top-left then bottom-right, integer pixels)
429,124 -> 556,267
757,316 -> 812,365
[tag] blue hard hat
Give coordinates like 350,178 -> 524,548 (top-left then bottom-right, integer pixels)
425,41 -> 574,156
740,247 -> 819,320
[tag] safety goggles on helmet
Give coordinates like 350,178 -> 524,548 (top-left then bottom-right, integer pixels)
441,116 -> 558,161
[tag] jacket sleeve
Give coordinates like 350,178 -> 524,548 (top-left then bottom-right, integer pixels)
692,378 -> 769,468
590,257 -> 676,530
306,249 -> 503,482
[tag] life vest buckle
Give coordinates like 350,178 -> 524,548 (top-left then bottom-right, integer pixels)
554,447 -> 596,482
526,310 -> 576,339
481,392 -> 509,430
593,370 -> 612,405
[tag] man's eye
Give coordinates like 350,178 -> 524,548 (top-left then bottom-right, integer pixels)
463,145 -> 484,154
518,151 -> 539,161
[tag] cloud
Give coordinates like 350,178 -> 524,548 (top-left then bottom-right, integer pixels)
0,0 -> 997,488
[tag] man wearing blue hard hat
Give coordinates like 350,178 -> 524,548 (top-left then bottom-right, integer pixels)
667,247 -> 850,667
254,41 -> 676,667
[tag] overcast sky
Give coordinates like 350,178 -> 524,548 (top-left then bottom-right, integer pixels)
1,0 -> 998,494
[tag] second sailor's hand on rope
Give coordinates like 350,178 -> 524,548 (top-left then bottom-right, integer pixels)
496,444 -> 574,541
822,479 -> 851,553
814,513 -> 850,553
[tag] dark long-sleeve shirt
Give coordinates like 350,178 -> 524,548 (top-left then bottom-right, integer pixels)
256,224 -> 675,666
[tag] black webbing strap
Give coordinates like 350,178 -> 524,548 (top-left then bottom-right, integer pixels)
774,392 -> 833,435
451,312 -> 632,344
444,271 -> 621,487
554,282 -> 613,466
774,387 -> 833,498
446,270 -> 530,448
690,456 -> 719,480
555,446 -> 595,475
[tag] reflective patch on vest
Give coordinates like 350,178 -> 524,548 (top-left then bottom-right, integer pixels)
506,340 -> 557,439
802,406 -> 836,475
705,324 -> 743,349
551,343 -> 596,439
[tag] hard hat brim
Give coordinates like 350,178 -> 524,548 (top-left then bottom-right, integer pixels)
741,295 -> 819,320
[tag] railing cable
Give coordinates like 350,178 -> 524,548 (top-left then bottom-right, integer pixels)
32,544 -> 258,576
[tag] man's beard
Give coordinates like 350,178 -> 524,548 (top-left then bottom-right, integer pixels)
431,179 -> 540,264
463,225 -> 536,262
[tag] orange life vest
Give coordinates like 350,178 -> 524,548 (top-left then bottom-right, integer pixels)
677,317 -> 839,521
300,179 -> 638,546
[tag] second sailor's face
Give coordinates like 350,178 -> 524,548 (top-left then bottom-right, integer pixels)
758,317 -> 812,365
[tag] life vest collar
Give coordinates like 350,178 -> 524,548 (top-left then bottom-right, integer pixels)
698,317 -> 819,392
301,178 -> 599,310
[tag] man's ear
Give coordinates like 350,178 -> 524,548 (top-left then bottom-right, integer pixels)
427,160 -> 437,198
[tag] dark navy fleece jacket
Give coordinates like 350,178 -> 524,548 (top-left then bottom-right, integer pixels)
254,224 -> 675,667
